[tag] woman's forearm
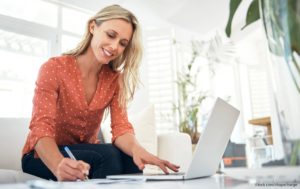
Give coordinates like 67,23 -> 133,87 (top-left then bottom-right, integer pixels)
34,137 -> 64,174
114,133 -> 142,156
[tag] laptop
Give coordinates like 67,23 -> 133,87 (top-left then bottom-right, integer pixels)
107,97 -> 240,180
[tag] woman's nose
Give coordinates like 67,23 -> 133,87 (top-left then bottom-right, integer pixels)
109,40 -> 119,51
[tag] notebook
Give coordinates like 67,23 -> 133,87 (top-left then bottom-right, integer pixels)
107,97 -> 240,180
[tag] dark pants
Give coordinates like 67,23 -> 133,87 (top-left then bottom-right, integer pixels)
22,143 -> 141,180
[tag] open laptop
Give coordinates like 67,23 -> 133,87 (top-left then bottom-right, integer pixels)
107,97 -> 240,180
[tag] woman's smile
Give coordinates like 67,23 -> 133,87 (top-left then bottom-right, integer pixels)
102,48 -> 114,57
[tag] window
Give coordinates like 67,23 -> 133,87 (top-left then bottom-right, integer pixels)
61,34 -> 81,53
62,7 -> 91,35
61,6 -> 91,52
0,0 -> 58,27
236,28 -> 272,121
0,29 -> 49,117
144,28 -> 177,133
0,1 -> 92,117
248,64 -> 271,118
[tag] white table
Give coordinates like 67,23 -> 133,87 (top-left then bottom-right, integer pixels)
0,175 -> 258,189
3,168 -> 299,189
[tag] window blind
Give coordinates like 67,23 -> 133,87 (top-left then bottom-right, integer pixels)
144,29 -> 177,133
248,64 -> 271,118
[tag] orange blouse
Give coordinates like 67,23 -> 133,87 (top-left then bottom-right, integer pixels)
22,55 -> 134,156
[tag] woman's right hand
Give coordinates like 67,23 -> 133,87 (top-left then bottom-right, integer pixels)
34,138 -> 90,181
55,158 -> 90,181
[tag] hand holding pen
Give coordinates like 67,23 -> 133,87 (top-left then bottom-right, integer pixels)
58,146 -> 90,181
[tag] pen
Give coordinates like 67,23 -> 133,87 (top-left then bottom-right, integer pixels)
64,146 -> 89,181
64,146 -> 76,160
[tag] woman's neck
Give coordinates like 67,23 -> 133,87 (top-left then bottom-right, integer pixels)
76,48 -> 102,77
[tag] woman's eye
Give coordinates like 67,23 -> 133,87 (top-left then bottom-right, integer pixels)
107,32 -> 115,38
120,42 -> 127,47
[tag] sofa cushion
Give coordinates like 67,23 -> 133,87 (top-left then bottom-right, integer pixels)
101,105 -> 157,155
158,133 -> 192,172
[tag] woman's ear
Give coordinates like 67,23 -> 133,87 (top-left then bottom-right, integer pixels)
89,20 -> 96,34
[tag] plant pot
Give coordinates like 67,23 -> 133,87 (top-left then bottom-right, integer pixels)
179,130 -> 200,145
191,132 -> 201,145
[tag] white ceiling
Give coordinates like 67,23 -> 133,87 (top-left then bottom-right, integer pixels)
60,0 -> 232,36
141,0 -> 230,34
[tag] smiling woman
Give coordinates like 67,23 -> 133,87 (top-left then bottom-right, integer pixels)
21,4 -> 179,181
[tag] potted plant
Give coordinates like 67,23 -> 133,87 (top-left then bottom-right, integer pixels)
225,0 -> 300,165
173,41 -> 207,144
173,33 -> 235,144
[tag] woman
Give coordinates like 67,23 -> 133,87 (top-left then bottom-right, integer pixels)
21,4 -> 179,181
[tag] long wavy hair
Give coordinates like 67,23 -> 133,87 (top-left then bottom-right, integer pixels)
64,4 -> 142,109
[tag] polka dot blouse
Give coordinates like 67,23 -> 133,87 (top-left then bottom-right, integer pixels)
22,55 -> 134,156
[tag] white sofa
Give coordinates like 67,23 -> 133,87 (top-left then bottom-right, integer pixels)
0,105 -> 192,183
0,118 -> 42,183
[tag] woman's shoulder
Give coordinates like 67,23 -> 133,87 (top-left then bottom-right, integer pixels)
40,55 -> 75,71
45,55 -> 74,66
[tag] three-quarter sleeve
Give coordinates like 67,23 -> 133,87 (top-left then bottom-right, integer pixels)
26,58 -> 59,152
110,81 -> 134,143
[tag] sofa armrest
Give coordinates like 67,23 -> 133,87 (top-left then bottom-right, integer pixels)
157,132 -> 192,172
0,118 -> 30,170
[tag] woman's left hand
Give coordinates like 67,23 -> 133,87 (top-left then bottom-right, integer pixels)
132,146 -> 180,174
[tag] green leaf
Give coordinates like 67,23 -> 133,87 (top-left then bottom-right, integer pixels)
225,0 -> 242,37
287,0 -> 300,92
288,0 -> 300,55
260,0 -> 284,56
242,0 -> 260,30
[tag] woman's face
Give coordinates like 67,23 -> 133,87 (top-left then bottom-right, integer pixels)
89,19 -> 133,64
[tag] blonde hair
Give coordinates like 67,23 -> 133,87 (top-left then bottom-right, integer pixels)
64,4 -> 142,109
